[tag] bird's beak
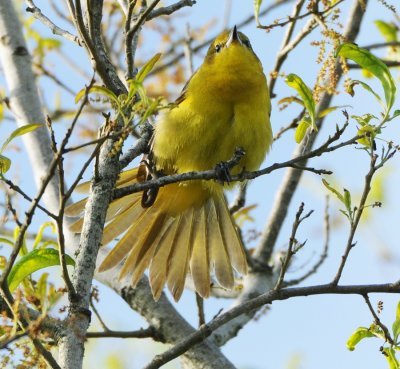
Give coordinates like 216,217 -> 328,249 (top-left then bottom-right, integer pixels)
226,25 -> 241,48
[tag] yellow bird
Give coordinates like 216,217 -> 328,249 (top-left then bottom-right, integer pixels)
67,26 -> 272,301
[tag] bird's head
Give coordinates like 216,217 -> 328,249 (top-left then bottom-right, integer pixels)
205,26 -> 258,62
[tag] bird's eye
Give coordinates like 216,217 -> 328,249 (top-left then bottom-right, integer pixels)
215,44 -> 221,53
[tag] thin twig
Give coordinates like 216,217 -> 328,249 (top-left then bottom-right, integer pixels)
113,124 -> 357,200
331,153 -> 376,285
127,0 -> 161,41
183,24 -> 194,76
35,63 -> 76,96
150,0 -> 291,76
0,331 -> 27,349
124,0 -> 138,79
147,0 -> 196,20
274,203 -> 313,290
332,145 -> 396,285
259,0 -> 345,30
229,182 -> 248,214
362,41 -> 400,50
363,294 -> 394,344
273,110 -> 304,141
195,293 -> 205,327
285,196 -> 330,286
118,121 -> 153,170
31,338 -> 61,369
348,60 -> 400,69
1,179 -> 56,219
5,192 -> 22,227
25,0 -> 81,44
90,296 -> 110,332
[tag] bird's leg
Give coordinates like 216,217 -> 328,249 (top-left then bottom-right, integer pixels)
139,152 -> 161,208
214,147 -> 246,184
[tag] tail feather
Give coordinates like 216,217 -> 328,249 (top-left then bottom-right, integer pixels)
189,206 -> 210,298
215,197 -> 248,275
69,218 -> 84,233
65,197 -> 87,217
68,195 -> 139,233
167,209 -> 194,301
101,195 -> 142,245
117,208 -> 158,279
207,199 -> 234,289
130,213 -> 168,286
98,207 -> 152,272
149,218 -> 179,300
115,168 -> 141,187
72,168 -> 140,194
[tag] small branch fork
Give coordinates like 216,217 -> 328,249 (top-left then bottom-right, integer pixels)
331,145 -> 397,286
363,295 -> 394,345
258,0 -> 345,31
274,202 -> 314,290
88,290 -> 160,340
25,0 -> 81,44
285,196 -> 330,286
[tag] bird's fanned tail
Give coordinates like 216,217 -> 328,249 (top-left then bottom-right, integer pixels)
66,171 -> 248,301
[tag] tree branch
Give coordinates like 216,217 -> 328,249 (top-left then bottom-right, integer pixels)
25,0 -> 81,44
144,281 -> 400,369
113,124 -> 356,200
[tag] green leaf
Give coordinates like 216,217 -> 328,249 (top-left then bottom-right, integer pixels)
0,154 -> 11,174
357,125 -> 377,147
38,38 -> 62,50
393,302 -> 400,342
375,20 -> 398,42
347,80 -> 385,110
277,96 -> 304,107
136,53 -> 161,83
336,43 -> 396,114
343,189 -> 352,212
233,204 -> 257,227
318,105 -> 351,118
33,222 -> 57,249
285,74 -> 316,130
294,119 -> 310,143
254,0 -> 263,26
0,237 -> 14,247
388,110 -> 400,122
7,248 -> 75,292
36,272 -> 49,311
0,124 -> 43,154
346,327 -> 375,351
382,348 -> 400,369
322,179 -> 344,203
75,85 -> 119,106
339,209 -> 350,221
351,113 -> 378,126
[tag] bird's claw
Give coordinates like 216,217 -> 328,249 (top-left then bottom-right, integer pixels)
215,161 -> 232,184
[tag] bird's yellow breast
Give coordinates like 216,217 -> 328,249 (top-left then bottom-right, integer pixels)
152,38 -> 272,180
